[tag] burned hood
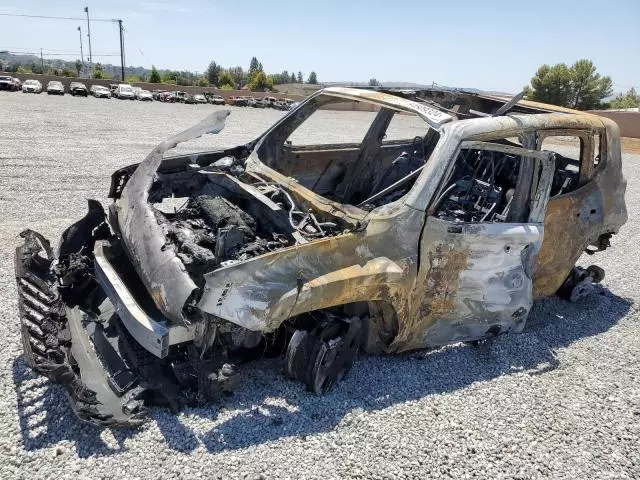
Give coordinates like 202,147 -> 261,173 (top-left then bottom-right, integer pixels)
116,110 -> 230,326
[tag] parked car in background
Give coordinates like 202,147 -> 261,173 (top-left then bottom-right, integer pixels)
0,75 -> 17,91
159,91 -> 174,102
152,89 -> 166,100
21,79 -> 42,93
273,100 -> 288,110
262,96 -> 277,108
90,85 -> 111,98
109,84 -> 119,95
247,97 -> 267,108
228,96 -> 249,107
185,94 -> 207,104
46,81 -> 65,95
174,91 -> 188,103
209,94 -> 225,105
69,82 -> 88,97
131,86 -> 142,95
136,89 -> 153,101
12,77 -> 22,90
115,84 -> 135,100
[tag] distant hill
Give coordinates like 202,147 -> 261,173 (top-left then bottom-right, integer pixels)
0,50 -> 161,80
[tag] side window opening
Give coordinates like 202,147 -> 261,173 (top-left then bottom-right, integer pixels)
432,144 -> 522,223
430,141 -> 553,224
539,135 -> 582,197
537,130 -> 604,197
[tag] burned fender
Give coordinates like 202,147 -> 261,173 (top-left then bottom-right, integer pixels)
197,207 -> 424,332
116,111 -> 230,326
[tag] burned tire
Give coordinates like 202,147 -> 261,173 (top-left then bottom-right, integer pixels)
285,317 -> 362,394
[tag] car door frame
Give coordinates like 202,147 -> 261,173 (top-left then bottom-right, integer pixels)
393,140 -> 555,351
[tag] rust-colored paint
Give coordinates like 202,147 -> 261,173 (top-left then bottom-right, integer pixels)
393,244 -> 469,351
533,182 -> 600,298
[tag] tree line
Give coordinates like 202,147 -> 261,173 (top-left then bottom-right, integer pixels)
0,52 -> 319,92
200,57 -> 318,91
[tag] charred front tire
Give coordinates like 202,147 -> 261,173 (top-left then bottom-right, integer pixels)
284,317 -> 362,394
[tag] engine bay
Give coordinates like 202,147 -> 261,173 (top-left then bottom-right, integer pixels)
150,157 -> 345,285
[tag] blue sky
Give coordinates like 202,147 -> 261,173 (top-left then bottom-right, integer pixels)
1,0 -> 638,93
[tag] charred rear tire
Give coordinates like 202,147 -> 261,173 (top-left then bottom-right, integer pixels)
284,317 -> 362,394
558,265 -> 606,302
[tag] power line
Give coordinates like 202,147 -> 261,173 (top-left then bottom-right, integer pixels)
0,12 -> 117,22
3,47 -> 118,55
5,50 -> 120,57
0,11 -> 126,77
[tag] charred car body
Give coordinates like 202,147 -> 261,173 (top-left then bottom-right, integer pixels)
15,87 -> 627,425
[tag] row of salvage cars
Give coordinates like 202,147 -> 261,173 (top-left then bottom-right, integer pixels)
14,86 -> 627,426
228,95 -> 296,110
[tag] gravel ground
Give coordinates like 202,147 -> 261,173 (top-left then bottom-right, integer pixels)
1,92 -> 639,479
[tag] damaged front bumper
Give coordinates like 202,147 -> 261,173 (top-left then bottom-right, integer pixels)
15,229 -> 147,425
15,225 -> 235,426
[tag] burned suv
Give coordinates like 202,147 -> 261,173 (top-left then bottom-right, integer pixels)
15,87 -> 627,425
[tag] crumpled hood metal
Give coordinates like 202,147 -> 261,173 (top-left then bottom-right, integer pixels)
116,110 -> 230,326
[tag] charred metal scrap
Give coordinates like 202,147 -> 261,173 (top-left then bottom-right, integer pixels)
15,87 -> 627,425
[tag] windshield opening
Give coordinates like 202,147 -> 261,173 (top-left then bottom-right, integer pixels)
256,93 -> 440,208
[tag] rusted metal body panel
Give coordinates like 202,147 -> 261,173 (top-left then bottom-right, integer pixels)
533,119 -> 627,297
400,219 -> 540,351
115,111 -> 230,325
198,207 -> 423,333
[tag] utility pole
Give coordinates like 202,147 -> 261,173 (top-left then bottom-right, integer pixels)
118,19 -> 125,81
40,48 -> 44,72
84,7 -> 92,67
77,26 -> 84,76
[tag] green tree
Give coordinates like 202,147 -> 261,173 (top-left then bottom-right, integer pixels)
149,65 -> 161,83
126,74 -> 141,83
228,66 -> 245,87
297,71 -> 303,83
271,73 -> 282,85
247,70 -> 273,92
609,87 -> 640,109
74,59 -> 82,77
529,64 -> 573,106
368,78 -> 380,86
569,59 -> 612,110
16,65 -> 32,74
249,57 -> 261,77
528,59 -> 612,110
92,63 -> 104,79
219,70 -> 235,89
206,61 -> 221,87
197,77 -> 209,87
62,68 -> 76,78
307,71 -> 318,84
290,72 -> 296,83
281,70 -> 289,84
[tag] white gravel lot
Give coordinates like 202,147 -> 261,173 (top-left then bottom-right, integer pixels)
0,92 -> 638,480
